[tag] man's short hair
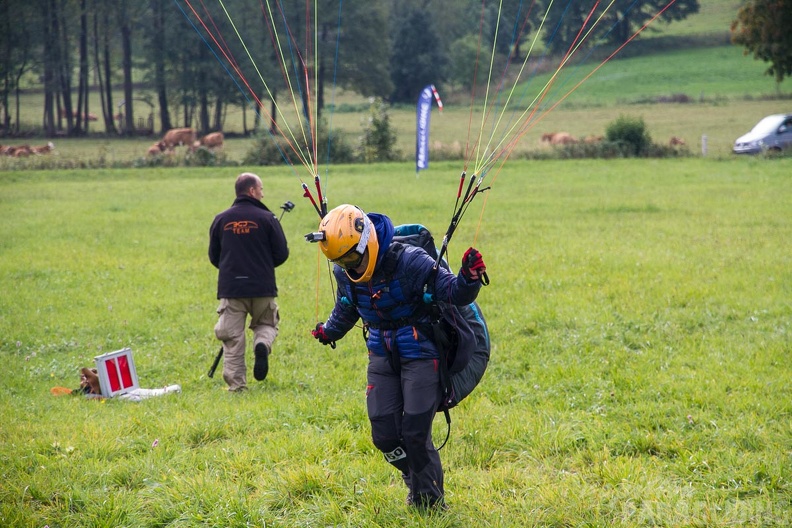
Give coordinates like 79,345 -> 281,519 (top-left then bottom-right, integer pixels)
235,172 -> 259,196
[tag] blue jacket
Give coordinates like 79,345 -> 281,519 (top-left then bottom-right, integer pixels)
322,213 -> 481,360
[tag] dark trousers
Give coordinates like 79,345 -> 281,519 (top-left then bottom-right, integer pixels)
366,354 -> 444,505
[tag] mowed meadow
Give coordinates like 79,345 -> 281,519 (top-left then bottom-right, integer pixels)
1,157 -> 791,527
2,1 -> 792,525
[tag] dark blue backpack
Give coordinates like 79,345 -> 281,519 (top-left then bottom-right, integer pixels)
391,224 -> 491,410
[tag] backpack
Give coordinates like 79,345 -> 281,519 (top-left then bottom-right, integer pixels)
390,224 -> 491,411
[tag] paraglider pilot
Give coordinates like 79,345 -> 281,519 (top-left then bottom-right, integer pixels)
309,204 -> 487,509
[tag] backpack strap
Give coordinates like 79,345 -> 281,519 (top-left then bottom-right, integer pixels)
379,241 -> 405,277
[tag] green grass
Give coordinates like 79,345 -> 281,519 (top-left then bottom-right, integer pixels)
1,158 -> 791,526
655,0 -> 742,38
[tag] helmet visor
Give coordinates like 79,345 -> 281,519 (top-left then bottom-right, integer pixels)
332,247 -> 365,269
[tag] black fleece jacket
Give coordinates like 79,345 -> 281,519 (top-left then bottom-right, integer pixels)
209,196 -> 289,299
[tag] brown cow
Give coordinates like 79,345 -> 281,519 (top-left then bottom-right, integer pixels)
669,136 -> 686,146
583,135 -> 604,144
193,131 -> 224,151
147,142 -> 165,157
11,145 -> 32,157
550,132 -> 576,145
161,127 -> 197,151
30,142 -> 55,155
541,132 -> 556,142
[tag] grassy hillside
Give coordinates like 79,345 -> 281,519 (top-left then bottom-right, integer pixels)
657,0 -> 742,38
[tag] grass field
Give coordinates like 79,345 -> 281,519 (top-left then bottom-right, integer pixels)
2,2 -> 791,525
1,158 -> 790,526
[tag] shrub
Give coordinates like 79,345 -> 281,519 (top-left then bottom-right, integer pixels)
244,118 -> 355,166
184,146 -> 230,167
606,115 -> 652,156
358,98 -> 401,163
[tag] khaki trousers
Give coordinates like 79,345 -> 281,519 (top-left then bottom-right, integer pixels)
214,297 -> 279,390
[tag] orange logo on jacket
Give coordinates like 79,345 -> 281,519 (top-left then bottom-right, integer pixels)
224,220 -> 259,234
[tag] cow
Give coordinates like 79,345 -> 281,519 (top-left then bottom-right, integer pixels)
147,142 -> 165,157
161,127 -> 197,151
193,131 -> 224,151
583,135 -> 604,144
11,145 -> 32,157
541,132 -> 556,142
550,132 -> 576,145
669,136 -> 686,146
30,142 -> 55,155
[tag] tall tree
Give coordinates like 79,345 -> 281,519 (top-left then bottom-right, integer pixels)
389,7 -> 447,103
75,0 -> 90,135
41,0 -> 61,136
53,0 -> 77,135
91,0 -> 117,134
540,0 -> 700,55
0,2 -> 37,134
327,0 -> 392,101
488,0 -> 534,60
731,0 -> 792,85
118,0 -> 135,135
146,0 -> 171,132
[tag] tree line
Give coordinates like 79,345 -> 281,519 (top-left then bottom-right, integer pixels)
1,0 -> 714,138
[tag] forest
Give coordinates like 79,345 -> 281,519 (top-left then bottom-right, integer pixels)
0,0 -> 701,138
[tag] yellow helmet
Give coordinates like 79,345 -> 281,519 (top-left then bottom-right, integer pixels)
318,204 -> 379,283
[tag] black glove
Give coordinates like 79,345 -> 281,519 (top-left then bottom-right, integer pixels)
461,247 -> 487,282
312,322 -> 335,346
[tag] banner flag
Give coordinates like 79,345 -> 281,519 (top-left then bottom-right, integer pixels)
430,84 -> 443,112
416,85 -> 434,173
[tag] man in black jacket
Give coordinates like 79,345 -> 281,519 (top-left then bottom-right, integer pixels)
209,172 -> 289,391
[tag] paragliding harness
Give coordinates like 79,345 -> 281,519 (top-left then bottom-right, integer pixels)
365,223 -> 491,449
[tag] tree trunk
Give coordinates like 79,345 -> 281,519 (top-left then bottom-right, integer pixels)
151,0 -> 171,132
92,3 -> 111,133
55,0 -> 75,135
213,96 -> 223,131
0,1 -> 9,133
318,55 -> 325,118
42,0 -> 57,136
269,93 -> 277,135
242,101 -> 247,135
120,0 -> 134,136
76,0 -> 89,135
102,7 -> 116,134
198,68 -> 209,134
318,23 -> 327,118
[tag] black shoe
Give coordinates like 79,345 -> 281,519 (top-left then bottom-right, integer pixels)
254,343 -> 269,381
409,494 -> 448,511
